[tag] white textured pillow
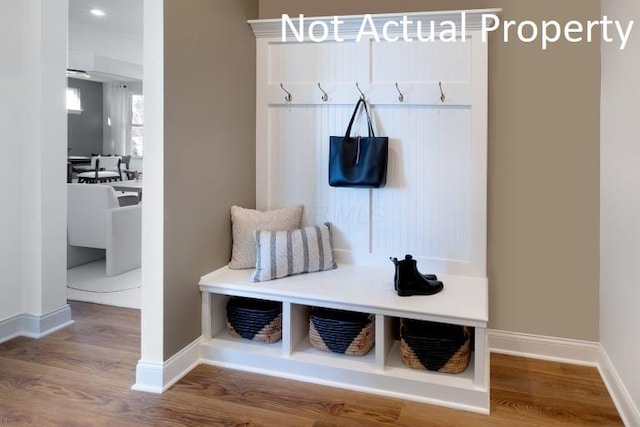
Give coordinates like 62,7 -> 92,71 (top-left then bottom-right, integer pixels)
254,222 -> 337,282
229,205 -> 303,269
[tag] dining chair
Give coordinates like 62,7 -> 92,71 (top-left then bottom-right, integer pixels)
123,156 -> 142,180
77,156 -> 123,183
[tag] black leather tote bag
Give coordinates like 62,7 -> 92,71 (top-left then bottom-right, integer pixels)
329,99 -> 388,188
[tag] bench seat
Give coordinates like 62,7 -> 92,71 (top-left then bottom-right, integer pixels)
200,264 -> 487,327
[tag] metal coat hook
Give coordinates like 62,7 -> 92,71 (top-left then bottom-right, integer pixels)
318,82 -> 329,102
280,83 -> 292,102
395,82 -> 405,103
356,82 -> 366,100
439,81 -> 446,103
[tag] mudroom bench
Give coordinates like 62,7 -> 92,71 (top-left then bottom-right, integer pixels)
199,264 -> 489,414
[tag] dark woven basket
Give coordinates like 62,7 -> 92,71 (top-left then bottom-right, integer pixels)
309,308 -> 374,356
400,319 -> 471,374
226,297 -> 282,343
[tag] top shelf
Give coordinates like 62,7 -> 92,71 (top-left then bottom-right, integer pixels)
200,265 -> 487,327
249,9 -> 503,39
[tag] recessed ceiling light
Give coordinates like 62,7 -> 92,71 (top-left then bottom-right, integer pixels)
90,9 -> 105,17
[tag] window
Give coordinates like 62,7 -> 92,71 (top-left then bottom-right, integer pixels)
131,94 -> 144,156
66,87 -> 82,113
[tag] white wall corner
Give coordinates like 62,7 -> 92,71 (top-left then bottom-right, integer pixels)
140,0 -> 165,368
131,336 -> 202,394
0,305 -> 73,343
487,329 -> 600,366
599,347 -> 640,427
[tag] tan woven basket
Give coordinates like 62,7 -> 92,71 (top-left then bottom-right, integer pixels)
399,319 -> 471,374
227,313 -> 282,343
309,315 -> 375,356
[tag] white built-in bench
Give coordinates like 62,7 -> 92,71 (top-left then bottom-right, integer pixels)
199,264 -> 489,414
203,8 -> 494,413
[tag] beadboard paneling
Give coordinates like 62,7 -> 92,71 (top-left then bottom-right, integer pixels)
257,32 -> 486,275
371,106 -> 475,272
269,42 -> 366,84
371,38 -> 473,83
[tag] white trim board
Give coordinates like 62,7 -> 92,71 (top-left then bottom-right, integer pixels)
0,305 -> 74,344
249,9 -> 502,39
132,336 -> 202,393
487,329 -> 600,366
199,357 -> 488,415
599,348 -> 640,427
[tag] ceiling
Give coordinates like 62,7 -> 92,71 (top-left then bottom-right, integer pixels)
69,0 -> 142,39
68,0 -> 143,82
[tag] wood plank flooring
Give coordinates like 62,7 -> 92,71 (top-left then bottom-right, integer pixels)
0,302 -> 623,426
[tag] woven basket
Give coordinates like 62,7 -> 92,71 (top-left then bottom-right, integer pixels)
226,297 -> 282,343
308,308 -> 375,356
227,315 -> 282,343
399,319 -> 471,374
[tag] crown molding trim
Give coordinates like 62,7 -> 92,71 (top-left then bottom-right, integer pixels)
249,9 -> 502,39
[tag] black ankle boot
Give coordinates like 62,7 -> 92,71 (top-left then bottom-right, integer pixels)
390,256 -> 438,292
390,255 -> 444,297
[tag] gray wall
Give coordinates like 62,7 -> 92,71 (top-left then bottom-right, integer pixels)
163,0 -> 258,358
67,77 -> 103,156
260,0 -> 601,341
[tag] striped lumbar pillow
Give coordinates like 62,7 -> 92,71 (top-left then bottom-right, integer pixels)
254,222 -> 337,282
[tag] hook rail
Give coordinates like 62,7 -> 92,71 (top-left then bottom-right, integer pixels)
278,81 -> 449,103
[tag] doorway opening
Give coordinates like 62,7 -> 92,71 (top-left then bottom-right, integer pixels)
66,0 -> 144,311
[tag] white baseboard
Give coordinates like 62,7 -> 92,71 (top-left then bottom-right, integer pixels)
599,348 -> 640,427
131,360 -> 164,393
487,329 -> 600,366
162,336 -> 202,390
0,314 -> 23,344
131,336 -> 202,393
21,305 -> 74,338
0,305 -> 74,344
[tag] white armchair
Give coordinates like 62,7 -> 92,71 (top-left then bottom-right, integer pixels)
67,184 -> 141,276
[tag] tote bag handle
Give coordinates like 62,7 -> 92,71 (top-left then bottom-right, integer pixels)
344,98 -> 375,138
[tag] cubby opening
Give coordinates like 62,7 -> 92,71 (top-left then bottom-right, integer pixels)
205,293 -> 285,355
288,304 -> 377,370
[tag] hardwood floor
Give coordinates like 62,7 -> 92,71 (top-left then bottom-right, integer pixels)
0,302 -> 623,426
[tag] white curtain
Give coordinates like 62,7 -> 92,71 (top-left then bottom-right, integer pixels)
103,83 -> 132,155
